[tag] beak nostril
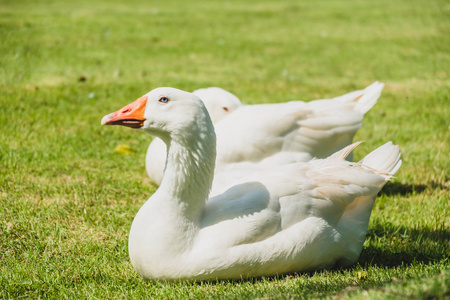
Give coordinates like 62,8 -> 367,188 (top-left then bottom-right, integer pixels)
122,108 -> 130,114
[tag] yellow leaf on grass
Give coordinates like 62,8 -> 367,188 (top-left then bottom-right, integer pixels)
357,271 -> 367,281
114,144 -> 135,155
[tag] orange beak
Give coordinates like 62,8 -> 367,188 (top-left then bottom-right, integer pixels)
101,96 -> 148,128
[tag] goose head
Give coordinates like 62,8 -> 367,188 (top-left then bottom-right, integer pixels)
192,87 -> 243,123
102,87 -> 217,219
101,87 -> 214,143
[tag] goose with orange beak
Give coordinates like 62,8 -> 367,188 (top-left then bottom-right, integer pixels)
101,87 -> 401,281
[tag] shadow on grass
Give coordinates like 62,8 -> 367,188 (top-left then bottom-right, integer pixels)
378,181 -> 448,196
189,222 -> 450,285
358,222 -> 450,268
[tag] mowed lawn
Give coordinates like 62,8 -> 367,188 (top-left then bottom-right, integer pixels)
1,0 -> 449,298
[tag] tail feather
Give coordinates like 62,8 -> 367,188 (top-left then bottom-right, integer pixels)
328,141 -> 363,160
352,81 -> 384,115
359,141 -> 402,179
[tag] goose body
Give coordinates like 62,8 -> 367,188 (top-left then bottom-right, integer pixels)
102,87 -> 401,280
146,82 -> 384,185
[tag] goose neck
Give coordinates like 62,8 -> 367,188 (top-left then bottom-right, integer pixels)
158,129 -> 216,222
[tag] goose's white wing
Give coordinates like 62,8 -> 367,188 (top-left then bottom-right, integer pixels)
214,82 -> 384,166
203,142 -> 400,254
214,102 -> 309,165
200,182 -> 282,248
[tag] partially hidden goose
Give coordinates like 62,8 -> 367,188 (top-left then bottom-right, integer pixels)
145,82 -> 384,185
102,87 -> 401,280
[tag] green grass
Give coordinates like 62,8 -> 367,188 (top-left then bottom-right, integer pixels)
1,0 -> 449,298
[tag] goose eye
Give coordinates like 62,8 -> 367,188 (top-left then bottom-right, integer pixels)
159,97 -> 169,103
222,107 -> 229,112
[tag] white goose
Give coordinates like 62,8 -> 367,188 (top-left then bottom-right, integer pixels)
102,87 -> 401,280
145,82 -> 384,185
146,87 -> 243,185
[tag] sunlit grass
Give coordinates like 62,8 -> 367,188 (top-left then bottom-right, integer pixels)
1,0 -> 449,298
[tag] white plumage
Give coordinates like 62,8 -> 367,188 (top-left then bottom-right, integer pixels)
102,87 -> 401,280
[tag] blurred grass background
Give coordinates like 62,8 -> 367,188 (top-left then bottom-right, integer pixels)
0,0 -> 449,298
